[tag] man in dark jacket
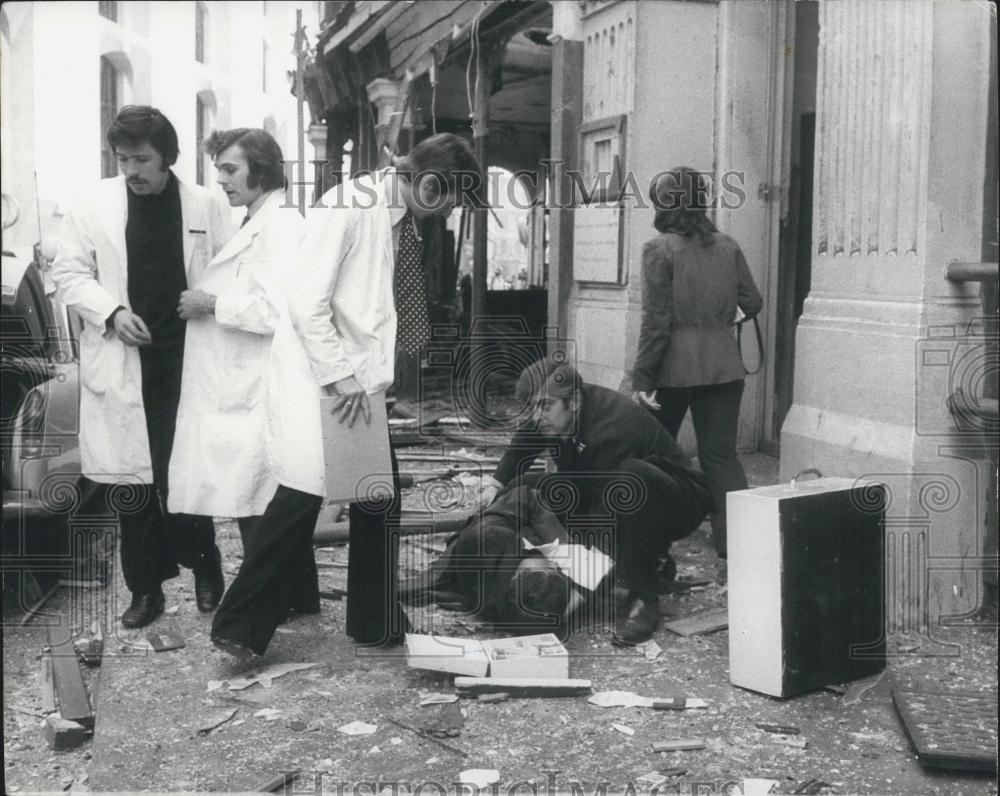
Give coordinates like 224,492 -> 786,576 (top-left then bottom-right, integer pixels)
481,358 -> 713,644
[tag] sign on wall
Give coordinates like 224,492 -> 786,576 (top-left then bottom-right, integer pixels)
573,202 -> 625,284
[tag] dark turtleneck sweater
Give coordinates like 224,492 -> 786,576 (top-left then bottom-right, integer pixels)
125,172 -> 187,353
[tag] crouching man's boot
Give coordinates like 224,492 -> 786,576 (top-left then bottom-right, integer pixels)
194,546 -> 225,613
612,591 -> 660,646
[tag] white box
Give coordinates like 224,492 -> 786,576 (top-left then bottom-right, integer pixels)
405,633 -> 568,679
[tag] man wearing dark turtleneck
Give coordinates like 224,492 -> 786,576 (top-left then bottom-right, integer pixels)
52,106 -> 228,629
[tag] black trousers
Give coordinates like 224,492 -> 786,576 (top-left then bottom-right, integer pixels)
517,457 -> 711,597
75,344 -> 215,595
653,379 -> 748,556
211,487 -> 322,655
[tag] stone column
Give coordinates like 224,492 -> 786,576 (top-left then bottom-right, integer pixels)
781,0 -> 995,638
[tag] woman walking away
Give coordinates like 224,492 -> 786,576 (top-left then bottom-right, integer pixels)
631,167 -> 763,558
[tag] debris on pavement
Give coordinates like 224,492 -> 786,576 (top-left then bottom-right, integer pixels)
337,720 -> 378,735
635,771 -> 668,787
258,769 -> 300,793
195,708 -> 238,736
635,639 -> 662,660
842,671 -> 886,705
454,677 -> 591,698
651,739 -> 707,752
212,662 -> 318,691
73,636 -> 104,667
477,692 -> 510,703
165,605 -> 180,616
44,715 -> 88,750
387,717 -> 469,758
588,690 -> 707,709
40,654 -> 56,714
418,692 -> 459,706
48,626 -> 94,728
612,723 -> 635,736
792,780 -> 833,794
421,701 -> 464,737
253,709 -> 283,722
662,608 -> 729,637
144,631 -> 186,652
458,769 -> 500,790
771,734 -> 809,749
756,722 -> 801,735
741,778 -> 780,795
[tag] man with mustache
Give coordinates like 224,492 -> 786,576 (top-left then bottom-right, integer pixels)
52,105 -> 230,628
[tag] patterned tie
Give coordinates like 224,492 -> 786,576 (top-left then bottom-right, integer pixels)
395,212 -> 431,356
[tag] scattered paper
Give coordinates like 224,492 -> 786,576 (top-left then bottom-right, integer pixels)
612,723 -> 635,736
742,779 -> 780,796
459,769 -> 500,790
588,691 -> 707,709
165,605 -> 180,616
338,721 -> 378,736
636,640 -> 662,661
522,540 -> 613,591
226,662 -> 318,691
419,693 -> 460,706
206,680 -> 225,693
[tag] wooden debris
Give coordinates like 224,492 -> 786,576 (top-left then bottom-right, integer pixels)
387,717 -> 469,758
756,722 -> 800,735
44,715 -> 88,750
662,608 -> 729,637
47,626 -> 94,728
20,582 -> 61,626
454,677 -> 592,698
40,654 -> 56,713
196,707 -> 238,736
477,692 -> 510,704
651,739 -> 707,752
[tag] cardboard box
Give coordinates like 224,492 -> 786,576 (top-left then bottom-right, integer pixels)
405,633 -> 568,679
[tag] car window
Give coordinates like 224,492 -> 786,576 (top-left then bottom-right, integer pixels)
1,256 -> 56,361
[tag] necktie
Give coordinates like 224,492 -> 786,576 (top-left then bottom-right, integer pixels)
240,214 -> 250,228
395,212 -> 430,357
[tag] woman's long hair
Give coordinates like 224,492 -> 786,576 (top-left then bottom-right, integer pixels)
649,167 -> 717,246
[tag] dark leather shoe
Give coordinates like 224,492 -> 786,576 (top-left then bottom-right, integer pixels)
195,559 -> 225,613
122,590 -> 165,629
211,635 -> 259,663
612,593 -> 660,646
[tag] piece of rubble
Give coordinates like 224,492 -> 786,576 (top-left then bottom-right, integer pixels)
338,720 -> 378,736
636,640 -> 662,660
195,708 -> 238,736
635,772 -> 668,787
226,662 -> 318,691
44,715 -> 88,751
756,722 -> 800,735
477,692 -> 510,704
771,734 -> 809,749
145,631 -> 186,652
419,693 -> 459,706
253,708 -> 282,721
651,739 -> 706,752
612,723 -> 635,736
588,691 -> 707,709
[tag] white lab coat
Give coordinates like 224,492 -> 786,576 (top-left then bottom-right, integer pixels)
265,171 -> 398,497
168,190 -> 303,516
51,175 -> 229,484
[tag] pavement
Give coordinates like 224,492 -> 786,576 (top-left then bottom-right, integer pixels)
3,452 -> 997,795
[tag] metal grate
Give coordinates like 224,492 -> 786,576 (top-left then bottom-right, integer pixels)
893,689 -> 998,773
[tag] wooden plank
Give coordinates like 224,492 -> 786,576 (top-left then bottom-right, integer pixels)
47,625 -> 93,728
40,654 -> 56,714
651,739 -> 707,753
662,608 -> 729,637
454,677 -> 591,698
323,1 -> 393,54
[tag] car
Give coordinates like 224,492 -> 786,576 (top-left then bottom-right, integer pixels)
1,192 -> 107,611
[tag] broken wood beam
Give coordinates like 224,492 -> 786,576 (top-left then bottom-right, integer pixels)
47,625 -> 94,728
454,677 -> 592,698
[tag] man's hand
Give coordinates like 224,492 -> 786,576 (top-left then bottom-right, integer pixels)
635,391 -> 661,411
177,289 -> 216,320
323,376 -> 370,427
113,310 -> 153,346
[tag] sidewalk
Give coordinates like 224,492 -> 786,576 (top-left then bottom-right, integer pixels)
3,452 -> 997,795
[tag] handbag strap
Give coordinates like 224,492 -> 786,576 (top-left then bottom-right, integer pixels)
736,316 -> 764,376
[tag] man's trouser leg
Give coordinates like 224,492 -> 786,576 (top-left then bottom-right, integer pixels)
138,345 -> 216,573
347,443 -> 406,644
600,458 -> 711,596
212,486 -> 322,655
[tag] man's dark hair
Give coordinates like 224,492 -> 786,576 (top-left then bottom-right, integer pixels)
516,355 -> 583,405
106,105 -> 179,167
649,166 -> 717,246
204,128 -> 286,192
397,132 -> 483,207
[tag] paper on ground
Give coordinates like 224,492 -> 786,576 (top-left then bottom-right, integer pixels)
522,540 -> 613,591
612,723 -> 635,736
221,662 -> 318,691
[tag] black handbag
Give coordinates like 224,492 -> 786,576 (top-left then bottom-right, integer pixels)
736,315 -> 764,376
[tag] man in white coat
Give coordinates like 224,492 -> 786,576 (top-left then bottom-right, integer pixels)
52,106 -> 230,628
211,133 -> 482,658
168,128 -> 316,615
